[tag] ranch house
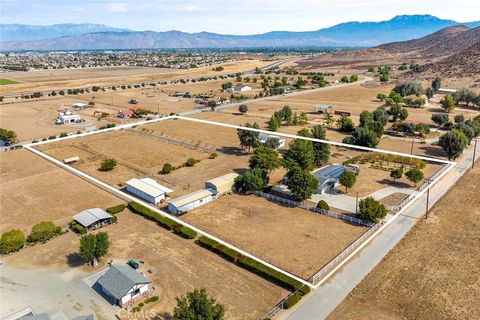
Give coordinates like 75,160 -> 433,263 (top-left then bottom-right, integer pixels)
312,164 -> 346,194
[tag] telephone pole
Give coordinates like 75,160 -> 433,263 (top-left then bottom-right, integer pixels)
473,139 -> 478,169
425,188 -> 430,219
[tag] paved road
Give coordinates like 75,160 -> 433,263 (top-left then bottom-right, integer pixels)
283,142 -> 479,320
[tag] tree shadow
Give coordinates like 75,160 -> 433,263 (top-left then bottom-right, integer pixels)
152,312 -> 172,320
377,179 -> 412,188
417,145 -> 448,158
216,146 -> 247,156
66,252 -> 86,268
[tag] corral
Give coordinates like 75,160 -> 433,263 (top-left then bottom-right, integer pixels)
181,194 -> 368,279
0,149 -> 121,234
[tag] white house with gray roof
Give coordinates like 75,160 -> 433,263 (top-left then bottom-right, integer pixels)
96,265 -> 150,307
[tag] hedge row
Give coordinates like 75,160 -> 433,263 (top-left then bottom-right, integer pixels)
128,201 -> 177,231
106,204 -> 126,214
283,292 -> 302,309
196,236 -> 310,295
176,226 -> 197,239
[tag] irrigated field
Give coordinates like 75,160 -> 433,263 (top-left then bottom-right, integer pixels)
0,149 -> 121,234
328,165 -> 480,320
182,194 -> 368,279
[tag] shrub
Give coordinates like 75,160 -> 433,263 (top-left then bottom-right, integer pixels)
284,292 -> 302,309
358,197 -> 387,223
138,302 -> 144,307
209,152 -> 218,159
27,221 -> 61,243
106,204 -> 126,214
99,158 -> 117,171
161,163 -> 173,174
48,135 -> 56,140
128,201 -> 176,230
0,229 -> 26,254
177,226 -> 197,239
196,236 -> 220,251
59,132 -> 68,138
145,295 -> 159,303
69,221 -> 87,235
111,215 -> 118,223
316,200 -> 330,210
185,158 -> 200,167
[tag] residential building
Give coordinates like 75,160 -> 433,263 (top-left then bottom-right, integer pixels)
312,164 -> 346,194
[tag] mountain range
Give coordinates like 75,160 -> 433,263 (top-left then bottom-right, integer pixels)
1,15 -> 479,50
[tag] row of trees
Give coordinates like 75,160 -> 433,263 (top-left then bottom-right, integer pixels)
0,221 -> 62,254
268,105 -> 308,131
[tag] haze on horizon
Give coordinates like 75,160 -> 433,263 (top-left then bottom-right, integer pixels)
0,0 -> 477,35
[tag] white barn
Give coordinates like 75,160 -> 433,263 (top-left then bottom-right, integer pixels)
96,265 -> 150,307
205,173 -> 239,194
55,114 -> 81,125
167,188 -> 216,215
125,178 -> 173,205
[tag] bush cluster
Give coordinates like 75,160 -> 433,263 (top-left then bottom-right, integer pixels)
27,221 -> 62,243
0,229 -> 25,254
69,221 -> 87,235
106,204 -> 126,214
175,226 -> 198,239
284,292 -> 302,309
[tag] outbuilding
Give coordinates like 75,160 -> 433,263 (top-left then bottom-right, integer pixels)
55,114 -> 81,124
125,178 -> 173,205
95,265 -> 150,307
72,103 -> 88,110
259,134 -> 286,148
312,164 -> 346,194
234,85 -> 252,92
167,188 -> 216,215
314,104 -> 332,114
437,88 -> 457,94
205,173 -> 239,194
73,208 -> 113,230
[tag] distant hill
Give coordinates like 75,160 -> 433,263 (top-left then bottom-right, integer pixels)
0,23 -> 131,42
1,15 -> 479,50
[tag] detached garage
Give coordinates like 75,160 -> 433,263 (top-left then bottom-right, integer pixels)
205,173 -> 239,194
126,178 -> 173,205
168,189 -> 216,215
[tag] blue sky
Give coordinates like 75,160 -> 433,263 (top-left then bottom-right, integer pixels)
1,0 -> 477,34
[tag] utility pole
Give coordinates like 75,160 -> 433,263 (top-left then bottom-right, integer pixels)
356,192 -> 359,214
410,139 -> 414,155
425,188 -> 430,219
473,139 -> 478,169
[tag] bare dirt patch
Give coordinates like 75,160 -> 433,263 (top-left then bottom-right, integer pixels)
181,194 -> 368,279
328,165 -> 480,320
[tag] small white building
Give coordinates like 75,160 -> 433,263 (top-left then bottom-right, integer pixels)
314,104 -> 332,114
437,88 -> 457,94
55,114 -> 81,125
72,103 -> 88,110
167,188 -> 216,215
96,265 -> 150,308
205,173 -> 239,194
259,134 -> 286,148
125,178 -> 173,205
234,85 -> 252,92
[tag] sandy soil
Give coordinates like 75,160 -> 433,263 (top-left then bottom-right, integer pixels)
3,209 -> 287,319
0,149 -> 121,234
181,194 -> 368,279
328,164 -> 480,320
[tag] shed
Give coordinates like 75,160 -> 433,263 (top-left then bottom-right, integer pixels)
63,156 -> 80,164
73,208 -> 112,229
167,188 -> 216,215
72,103 -> 88,110
314,104 -> 331,113
126,178 -> 173,205
437,88 -> 457,94
205,173 -> 239,194
312,164 -> 345,194
259,135 -> 286,148
96,265 -> 150,307
55,114 -> 81,124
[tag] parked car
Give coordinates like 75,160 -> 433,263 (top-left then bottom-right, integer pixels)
127,259 -> 139,269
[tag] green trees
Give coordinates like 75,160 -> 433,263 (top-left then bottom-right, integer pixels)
283,139 -> 315,172
344,127 -> 379,148
286,169 -> 319,201
350,75 -> 358,82
405,168 -> 424,187
392,82 -> 424,97
372,107 -> 389,126
340,76 -> 349,83
377,93 -> 387,101
79,232 -> 110,266
161,163 -> 174,174
336,115 -> 354,132
0,128 -> 17,142
439,129 -> 469,160
310,125 -> 330,166
249,146 -> 281,172
99,158 -> 117,171
221,82 -> 232,90
27,221 -> 61,243
173,288 -> 224,320
440,94 -> 455,112
238,104 -> 248,114
316,200 -> 330,210
339,170 -> 356,193
268,115 -> 281,131
234,168 -> 267,192
431,113 -> 450,127
431,76 -> 441,93
389,105 -> 408,121
358,197 -> 387,223
0,229 -> 25,254
390,166 -> 403,182
237,122 -> 260,151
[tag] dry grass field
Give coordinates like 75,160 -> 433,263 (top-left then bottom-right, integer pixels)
0,60 -> 272,95
3,209 -> 287,319
328,164 -> 480,320
0,149 -> 121,234
182,194 -> 368,279
35,128 -> 250,197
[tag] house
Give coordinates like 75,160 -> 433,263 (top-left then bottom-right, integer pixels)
167,188 -> 216,215
259,135 -> 286,148
55,114 -> 81,125
73,208 -> 113,230
234,85 -> 252,92
205,173 -> 239,194
312,164 -> 346,194
314,104 -> 332,114
125,178 -> 173,205
72,103 -> 88,110
95,265 -> 150,307
437,88 -> 457,94
118,109 -> 134,118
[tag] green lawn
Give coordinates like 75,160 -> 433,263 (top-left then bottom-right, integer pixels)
0,79 -> 19,85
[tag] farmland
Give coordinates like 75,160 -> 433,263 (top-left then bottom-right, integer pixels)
0,149 -> 121,234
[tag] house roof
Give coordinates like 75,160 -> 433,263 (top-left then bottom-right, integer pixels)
129,105 -> 141,111
73,208 -> 112,228
168,188 -> 215,208
259,134 -> 286,143
314,104 -> 331,110
126,178 -> 173,197
205,173 -> 239,187
312,165 -> 345,187
119,109 -> 134,116
96,265 -> 149,300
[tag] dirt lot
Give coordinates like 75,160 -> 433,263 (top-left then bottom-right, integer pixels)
3,209 -> 287,319
0,149 -> 121,234
182,194 -> 368,279
35,128 -> 250,197
328,165 -> 480,320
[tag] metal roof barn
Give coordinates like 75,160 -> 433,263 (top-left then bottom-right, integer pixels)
73,208 -> 112,229
205,173 -> 239,194
125,178 -> 173,205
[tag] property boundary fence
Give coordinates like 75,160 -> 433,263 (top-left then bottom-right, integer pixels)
308,221 -> 382,284
253,191 -> 372,227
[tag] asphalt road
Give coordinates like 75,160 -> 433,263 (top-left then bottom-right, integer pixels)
283,142 -> 479,320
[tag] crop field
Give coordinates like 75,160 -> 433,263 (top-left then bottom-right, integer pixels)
2,208 -> 286,320
328,164 -> 480,320
0,78 -> 19,85
0,149 -> 121,234
182,194 -> 368,279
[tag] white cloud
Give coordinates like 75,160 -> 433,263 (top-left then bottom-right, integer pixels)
73,7 -> 85,12
184,5 -> 199,12
105,3 -> 128,13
